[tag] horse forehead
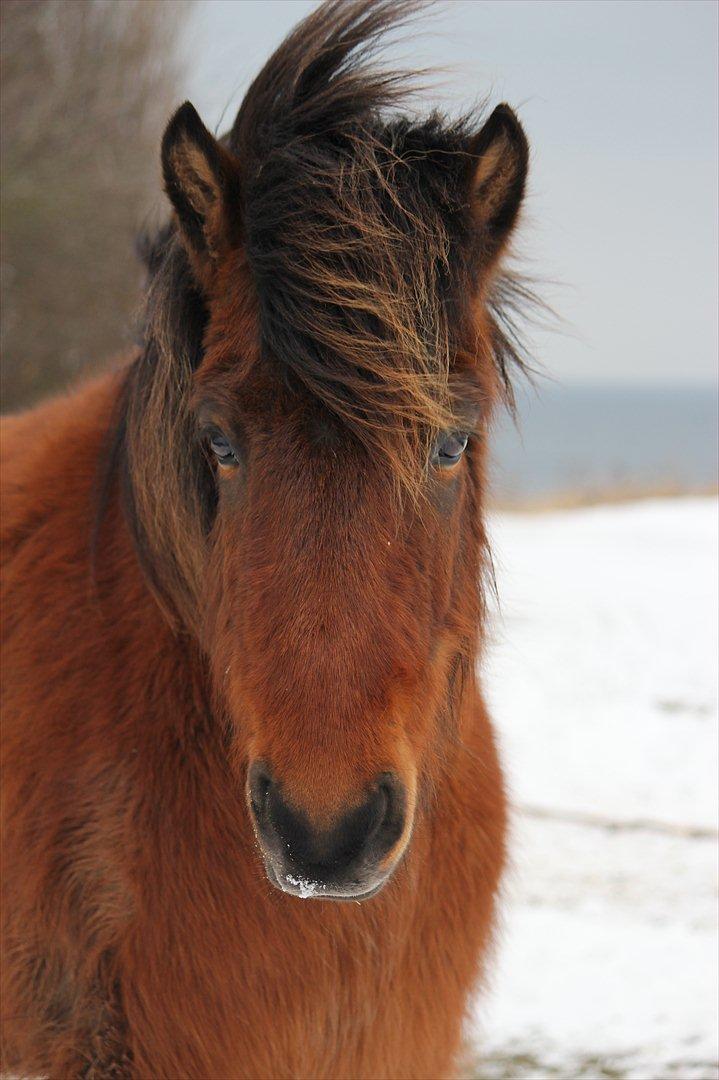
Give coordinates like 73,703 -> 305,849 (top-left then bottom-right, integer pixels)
251,436 -> 386,539
246,401 -> 370,484
259,404 -> 346,453
210,362 -> 342,445
243,431 -> 403,584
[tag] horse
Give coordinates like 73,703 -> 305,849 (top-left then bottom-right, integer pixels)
0,2 -> 532,1076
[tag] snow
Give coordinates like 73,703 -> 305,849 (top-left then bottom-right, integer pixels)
466,498 -> 719,1080
284,874 -> 326,899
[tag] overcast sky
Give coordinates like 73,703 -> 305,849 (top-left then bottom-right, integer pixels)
177,0 -> 718,385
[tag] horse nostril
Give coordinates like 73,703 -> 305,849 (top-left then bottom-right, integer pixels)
366,783 -> 389,841
366,773 -> 405,853
247,761 -> 272,819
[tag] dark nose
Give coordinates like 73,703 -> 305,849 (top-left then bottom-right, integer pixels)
247,763 -> 406,899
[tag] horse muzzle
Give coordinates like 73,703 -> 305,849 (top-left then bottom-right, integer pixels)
246,762 -> 410,900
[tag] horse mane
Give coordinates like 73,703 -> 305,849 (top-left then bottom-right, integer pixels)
104,0 -> 537,628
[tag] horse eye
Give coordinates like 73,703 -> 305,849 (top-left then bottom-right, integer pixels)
434,432 -> 469,468
209,432 -> 237,467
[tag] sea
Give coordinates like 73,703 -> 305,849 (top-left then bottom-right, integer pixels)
489,381 -> 718,505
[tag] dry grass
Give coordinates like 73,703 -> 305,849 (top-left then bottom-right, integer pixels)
488,481 -> 718,514
458,1047 -> 719,1080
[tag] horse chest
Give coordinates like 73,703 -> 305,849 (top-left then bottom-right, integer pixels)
121,786 -> 490,1079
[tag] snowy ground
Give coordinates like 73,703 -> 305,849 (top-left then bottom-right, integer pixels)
466,498 -> 718,1080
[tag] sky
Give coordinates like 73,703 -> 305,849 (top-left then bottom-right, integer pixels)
176,0 -> 718,385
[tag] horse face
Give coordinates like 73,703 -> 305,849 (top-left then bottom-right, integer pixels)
160,92 -> 527,898
193,360 -> 482,900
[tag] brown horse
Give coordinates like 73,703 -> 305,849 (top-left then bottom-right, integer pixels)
0,3 -> 532,1077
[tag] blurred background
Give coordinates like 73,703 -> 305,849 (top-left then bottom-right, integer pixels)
0,0 -> 190,410
1,2 -> 717,1078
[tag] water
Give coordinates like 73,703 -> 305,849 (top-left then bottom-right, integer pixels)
490,382 -> 718,504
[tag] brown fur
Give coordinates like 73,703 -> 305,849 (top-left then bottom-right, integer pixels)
1,3 -> 533,1076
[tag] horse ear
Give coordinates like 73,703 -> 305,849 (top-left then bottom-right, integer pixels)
161,102 -> 242,278
467,104 -> 529,263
